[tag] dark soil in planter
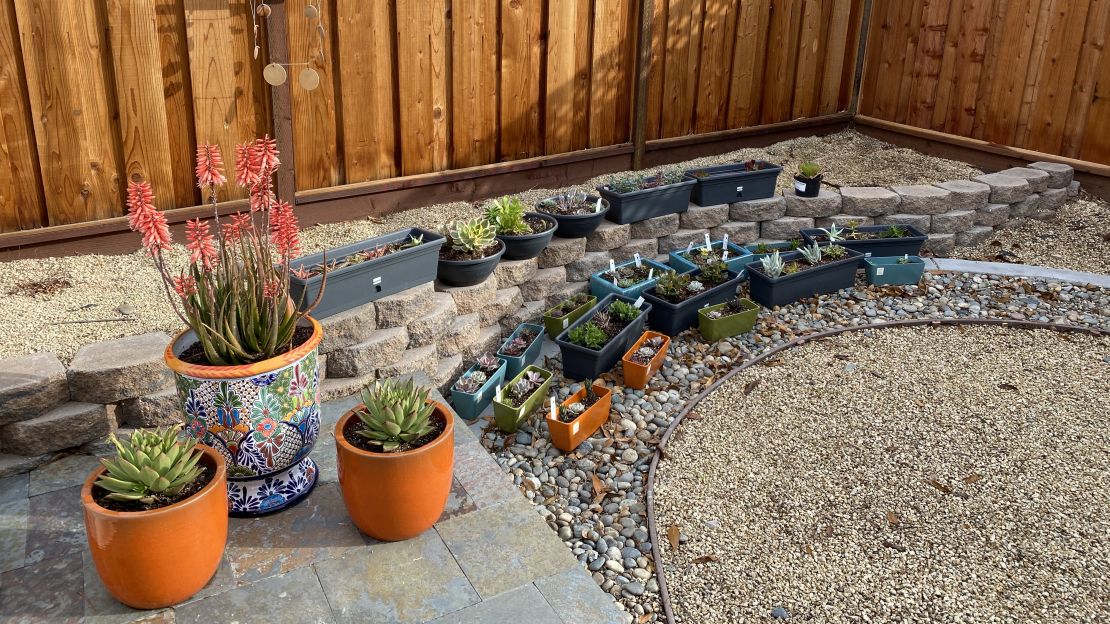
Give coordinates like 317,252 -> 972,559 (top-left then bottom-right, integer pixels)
703,297 -> 757,319
678,248 -> 732,268
500,330 -> 539,356
293,239 -> 420,278
178,324 -> 314,366
93,465 -> 213,512
537,198 -> 602,216
599,264 -> 656,289
558,393 -> 601,423
439,242 -> 502,261
652,273 -> 732,304
549,294 -> 593,317
516,215 -> 552,234
499,380 -> 547,410
628,341 -> 664,366
342,410 -> 446,453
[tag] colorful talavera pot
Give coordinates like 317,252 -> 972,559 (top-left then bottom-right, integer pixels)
165,317 -> 323,516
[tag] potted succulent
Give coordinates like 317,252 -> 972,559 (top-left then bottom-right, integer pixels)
698,297 -> 760,341
596,169 -> 695,224
794,162 -> 823,198
289,227 -> 443,318
485,196 -> 557,260
555,294 -> 651,380
437,217 -> 506,286
740,239 -> 802,269
129,139 -> 323,516
450,353 -> 506,421
589,256 -> 674,300
641,262 -> 743,336
492,366 -> 554,433
747,244 -> 863,307
535,191 -> 610,238
621,331 -> 669,390
668,237 -> 753,275
864,254 -> 926,286
549,381 -> 612,452
82,427 -> 227,609
543,293 -> 597,337
799,223 -> 928,264
497,322 -> 545,379
334,379 -> 454,541
684,159 -> 782,206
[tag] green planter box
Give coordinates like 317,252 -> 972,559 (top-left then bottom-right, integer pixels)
543,296 -> 597,338
698,298 -> 759,342
492,365 -> 553,433
863,255 -> 926,286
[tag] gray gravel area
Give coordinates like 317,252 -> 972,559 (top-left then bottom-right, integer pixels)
478,273 -> 1110,622
654,325 -> 1109,623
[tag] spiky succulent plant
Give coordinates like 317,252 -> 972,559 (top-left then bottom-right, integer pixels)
798,162 -> 822,178
608,299 -> 639,322
759,250 -> 786,278
355,378 -> 436,452
654,271 -> 690,298
568,321 -> 608,349
445,218 -> 497,255
821,223 -> 845,242
455,370 -> 487,394
475,352 -> 501,373
799,243 -> 823,265
484,197 -> 531,235
95,426 -> 204,505
824,244 -> 848,259
699,261 -> 727,284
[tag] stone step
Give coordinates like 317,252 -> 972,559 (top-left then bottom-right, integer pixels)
480,287 -> 523,326
538,237 -> 586,269
629,213 -> 679,239
500,300 -> 547,334
784,189 -> 840,218
116,388 -> 182,428
320,371 -> 375,402
680,204 -> 728,229
431,354 -> 465,395
519,266 -> 567,302
544,282 -> 590,309
0,352 -> 68,426
565,251 -> 613,282
67,332 -> 171,404
1,402 -> 112,456
585,221 -> 631,252
407,292 -> 458,348
466,325 -> 506,360
494,258 -> 539,288
326,326 -> 409,379
317,299 -> 377,355
374,282 -> 435,328
437,275 -> 497,315
438,313 -> 482,358
376,344 -> 439,380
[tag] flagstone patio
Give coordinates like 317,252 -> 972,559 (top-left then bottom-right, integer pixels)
0,375 -> 626,624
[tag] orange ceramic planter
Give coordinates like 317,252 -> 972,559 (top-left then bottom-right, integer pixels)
82,445 -> 228,610
621,331 -> 670,390
549,385 -> 612,452
334,402 -> 454,541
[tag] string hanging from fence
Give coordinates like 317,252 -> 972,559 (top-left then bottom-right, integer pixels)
251,0 -> 326,91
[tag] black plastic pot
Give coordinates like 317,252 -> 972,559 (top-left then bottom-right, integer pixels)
793,173 -> 822,197
683,161 -> 782,206
289,227 -> 444,318
596,179 -> 695,225
497,213 -> 557,260
555,294 -> 651,381
536,196 -> 610,238
641,269 -> 743,336
799,224 -> 927,266
437,240 -> 506,287
747,249 -> 863,308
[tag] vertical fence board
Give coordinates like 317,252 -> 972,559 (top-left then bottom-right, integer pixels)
645,0 -> 668,140
545,0 -> 591,153
904,0 -> 951,128
1061,0 -> 1110,157
589,0 -> 633,147
287,0 -> 340,189
15,0 -> 123,225
1079,38 -> 1110,163
0,0 -> 43,232
791,0 -> 826,119
727,0 -> 772,127
500,0 -> 543,160
694,0 -> 738,133
856,0 -> 890,116
1023,0 -> 1089,154
660,0 -> 703,137
337,0 -> 397,181
397,0 -> 448,174
893,0 -> 925,123
760,0 -> 803,123
154,0 -> 197,207
818,0 -> 854,115
980,0 -> 1039,144
451,0 -> 498,168
929,0 -> 965,130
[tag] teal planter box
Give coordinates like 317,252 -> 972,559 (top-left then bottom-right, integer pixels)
864,255 -> 926,286
497,323 -> 545,379
493,365 -> 553,433
698,298 -> 759,342
668,239 -> 752,276
450,359 -> 506,421
589,258 -> 673,300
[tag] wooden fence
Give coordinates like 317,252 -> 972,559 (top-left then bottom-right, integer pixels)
858,0 -> 1110,166
0,0 -> 868,235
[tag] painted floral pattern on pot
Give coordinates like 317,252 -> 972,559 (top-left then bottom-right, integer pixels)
227,456 -> 317,515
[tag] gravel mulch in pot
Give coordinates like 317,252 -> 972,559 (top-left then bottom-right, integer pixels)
654,325 -> 1109,623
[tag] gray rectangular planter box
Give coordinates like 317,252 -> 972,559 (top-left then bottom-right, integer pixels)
684,161 -> 782,206
597,179 -> 696,225
289,227 -> 444,318
748,248 -> 863,308
555,294 -> 651,381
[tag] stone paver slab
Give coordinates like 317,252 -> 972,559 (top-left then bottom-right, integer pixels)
0,498 -> 29,573
442,478 -> 478,522
0,551 -> 84,621
451,436 -> 520,509
28,454 -> 102,497
0,352 -> 68,425
315,528 -> 480,623
428,584 -> 561,624
972,173 -> 1030,203
1028,161 -> 1074,188
67,332 -> 171,404
174,565 -> 335,624
25,484 -> 85,566
535,564 -> 627,624
0,473 -> 28,504
998,166 -> 1050,193
318,300 -> 377,355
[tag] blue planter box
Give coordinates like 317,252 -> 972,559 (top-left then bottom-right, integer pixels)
589,258 -> 674,300
864,255 -> 926,286
667,239 -> 753,276
497,323 -> 546,379
450,359 -> 506,421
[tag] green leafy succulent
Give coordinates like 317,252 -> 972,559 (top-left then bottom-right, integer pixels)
698,261 -> 728,284
654,271 -> 690,298
881,225 -> 909,239
759,250 -> 786,278
95,426 -> 205,505
824,244 -> 848,260
798,162 -> 822,178
355,378 -> 437,452
608,299 -> 640,322
568,321 -> 608,349
445,218 -> 497,254
799,243 -> 823,265
484,197 -> 531,235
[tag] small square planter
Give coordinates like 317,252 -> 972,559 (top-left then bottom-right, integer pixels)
555,294 -> 651,381
621,331 -> 670,390
497,322 -> 546,379
543,295 -> 597,338
596,179 -> 696,225
698,298 -> 759,342
549,384 -> 612,453
747,248 -> 863,308
799,224 -> 928,265
793,173 -> 822,197
589,258 -> 673,300
864,255 -> 926,286
641,269 -> 744,337
667,239 -> 753,276
450,359 -> 507,421
493,365 -> 553,433
684,161 -> 782,206
289,227 -> 443,318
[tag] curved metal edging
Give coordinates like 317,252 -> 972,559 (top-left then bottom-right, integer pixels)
644,318 -> 1107,624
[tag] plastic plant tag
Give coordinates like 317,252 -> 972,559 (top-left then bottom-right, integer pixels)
549,397 -> 557,420
722,234 -> 729,248
876,267 -> 885,276
496,384 -> 502,400
372,276 -> 382,286
609,259 -> 617,272
865,252 -> 873,258
634,253 -> 642,267
721,248 -> 729,261
595,198 -> 603,213
634,296 -> 644,308
794,180 -> 806,192
686,242 -> 693,254
704,233 -> 712,249
648,268 -> 654,280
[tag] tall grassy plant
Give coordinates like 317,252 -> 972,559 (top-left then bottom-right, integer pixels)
127,138 -> 323,365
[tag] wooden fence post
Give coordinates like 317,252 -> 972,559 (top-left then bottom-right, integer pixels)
849,0 -> 874,114
631,0 -> 655,170
265,0 -> 297,203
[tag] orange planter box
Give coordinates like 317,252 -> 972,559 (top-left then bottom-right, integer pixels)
621,331 -> 670,389
549,384 -> 612,453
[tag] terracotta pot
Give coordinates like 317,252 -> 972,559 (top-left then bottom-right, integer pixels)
334,401 -> 455,541
82,445 -> 228,610
621,331 -> 670,390
164,317 -> 323,516
549,385 -> 612,452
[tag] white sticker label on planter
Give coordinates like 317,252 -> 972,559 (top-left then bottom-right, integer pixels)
562,317 -> 569,329
648,268 -> 654,280
795,180 -> 807,193
595,198 -> 603,213
876,267 -> 885,276
496,384 -> 502,399
571,421 -> 579,434
373,276 -> 382,286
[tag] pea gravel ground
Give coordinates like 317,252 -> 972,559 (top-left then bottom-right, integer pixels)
653,325 -> 1110,623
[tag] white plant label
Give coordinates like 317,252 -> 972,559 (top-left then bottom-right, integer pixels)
686,242 -> 693,254
562,317 -> 569,329
648,268 -> 654,280
722,248 -> 729,261
876,267 -> 885,276
634,296 -> 644,308
595,198 -> 603,213
795,180 -> 807,193
496,384 -> 502,399
550,397 -> 557,420
609,259 -> 617,272
865,252 -> 873,258
634,253 -> 642,267
722,234 -> 729,248
571,421 -> 580,434
372,276 -> 382,286
704,233 -> 712,249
